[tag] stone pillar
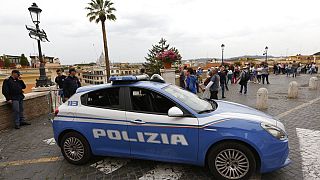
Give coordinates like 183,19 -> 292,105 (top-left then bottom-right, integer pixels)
288,81 -> 298,98
256,88 -> 268,110
160,69 -> 176,85
309,77 -> 318,90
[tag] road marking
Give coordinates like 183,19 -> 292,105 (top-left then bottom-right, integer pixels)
43,138 -> 56,145
276,96 -> 320,119
139,164 -> 184,180
296,128 -> 320,179
90,158 -> 129,175
0,156 -> 63,167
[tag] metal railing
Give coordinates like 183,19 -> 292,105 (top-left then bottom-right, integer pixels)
47,88 -> 63,120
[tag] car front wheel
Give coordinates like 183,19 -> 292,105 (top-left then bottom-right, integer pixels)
60,132 -> 92,165
207,142 -> 256,180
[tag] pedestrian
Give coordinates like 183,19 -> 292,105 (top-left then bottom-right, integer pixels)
2,70 -> 31,129
286,63 -> 292,77
186,68 -> 198,94
292,60 -> 298,78
63,68 -> 81,101
256,65 -> 262,84
179,66 -> 187,89
55,69 -> 67,103
204,68 -> 220,100
261,64 -> 270,84
227,69 -> 233,84
237,67 -> 250,94
218,66 -> 228,99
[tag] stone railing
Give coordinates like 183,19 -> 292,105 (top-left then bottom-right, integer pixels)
0,92 -> 50,130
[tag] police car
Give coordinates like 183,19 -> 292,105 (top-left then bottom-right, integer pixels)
52,75 -> 290,180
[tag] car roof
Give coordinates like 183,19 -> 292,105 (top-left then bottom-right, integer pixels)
76,81 -> 170,94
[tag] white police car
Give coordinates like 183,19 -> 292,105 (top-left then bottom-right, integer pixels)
52,75 -> 290,180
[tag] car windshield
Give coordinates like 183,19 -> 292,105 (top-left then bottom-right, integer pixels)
163,85 -> 215,114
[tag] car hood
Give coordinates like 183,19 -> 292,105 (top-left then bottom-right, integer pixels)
207,100 -> 279,127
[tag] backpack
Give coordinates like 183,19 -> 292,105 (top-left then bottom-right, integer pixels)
241,71 -> 250,81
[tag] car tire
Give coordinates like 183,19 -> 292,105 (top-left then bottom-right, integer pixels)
60,132 -> 92,165
207,142 -> 256,180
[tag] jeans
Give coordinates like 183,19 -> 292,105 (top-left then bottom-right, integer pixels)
240,83 -> 247,94
262,74 -> 270,84
12,100 -> 25,126
221,85 -> 225,98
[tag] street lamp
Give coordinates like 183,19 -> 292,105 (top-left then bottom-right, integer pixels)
263,46 -> 268,64
221,44 -> 225,65
26,3 -> 52,87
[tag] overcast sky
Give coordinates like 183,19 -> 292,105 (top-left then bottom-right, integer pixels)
0,0 -> 320,64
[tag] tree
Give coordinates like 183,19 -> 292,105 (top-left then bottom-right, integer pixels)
20,54 -> 30,67
4,57 -> 10,69
143,38 -> 182,75
86,0 -> 116,82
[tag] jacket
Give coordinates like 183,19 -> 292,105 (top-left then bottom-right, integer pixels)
63,75 -> 81,98
2,76 -> 26,101
186,75 -> 197,94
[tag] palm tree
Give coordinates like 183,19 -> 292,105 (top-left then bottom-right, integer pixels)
86,0 -> 116,82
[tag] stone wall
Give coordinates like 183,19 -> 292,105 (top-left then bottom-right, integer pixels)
0,92 -> 50,130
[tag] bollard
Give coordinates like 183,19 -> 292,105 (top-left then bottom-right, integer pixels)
257,88 -> 268,109
309,77 -> 318,90
288,81 -> 298,98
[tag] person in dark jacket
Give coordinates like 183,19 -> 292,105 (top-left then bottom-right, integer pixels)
2,70 -> 31,129
55,69 -> 66,101
218,66 -> 228,99
63,68 -> 81,101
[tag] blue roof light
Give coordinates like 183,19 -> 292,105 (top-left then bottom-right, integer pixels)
109,75 -> 150,83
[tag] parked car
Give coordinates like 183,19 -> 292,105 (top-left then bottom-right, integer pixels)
52,75 -> 290,180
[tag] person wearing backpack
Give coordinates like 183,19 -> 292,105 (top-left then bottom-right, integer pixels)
238,66 -> 250,94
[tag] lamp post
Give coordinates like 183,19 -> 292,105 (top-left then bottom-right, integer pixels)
26,3 -> 52,87
221,44 -> 225,66
263,46 -> 268,64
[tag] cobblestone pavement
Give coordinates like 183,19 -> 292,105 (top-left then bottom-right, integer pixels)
0,74 -> 319,180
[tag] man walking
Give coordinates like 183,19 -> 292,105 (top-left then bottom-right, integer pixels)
63,68 -> 81,101
55,69 -> 66,103
238,67 -> 250,94
205,68 -> 220,100
292,61 -> 298,78
261,64 -> 270,84
218,66 -> 228,98
2,70 -> 31,129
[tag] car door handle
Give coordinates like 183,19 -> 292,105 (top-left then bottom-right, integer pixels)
130,119 -> 146,124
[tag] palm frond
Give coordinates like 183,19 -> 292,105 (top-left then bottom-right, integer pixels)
95,18 -> 100,24
89,16 -> 97,22
107,14 -> 116,21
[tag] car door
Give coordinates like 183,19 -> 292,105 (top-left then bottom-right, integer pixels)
75,87 -> 130,157
125,87 -> 199,164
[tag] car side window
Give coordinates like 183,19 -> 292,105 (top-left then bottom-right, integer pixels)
82,87 -> 120,109
130,87 -> 176,114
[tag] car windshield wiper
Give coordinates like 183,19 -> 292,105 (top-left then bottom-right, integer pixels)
198,109 -> 215,114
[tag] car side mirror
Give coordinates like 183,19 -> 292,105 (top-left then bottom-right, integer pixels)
168,106 -> 184,117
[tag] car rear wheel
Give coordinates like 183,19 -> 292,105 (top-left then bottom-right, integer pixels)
207,142 -> 256,180
60,132 -> 92,165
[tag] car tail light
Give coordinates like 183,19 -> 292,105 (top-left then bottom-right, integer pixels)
54,109 -> 59,116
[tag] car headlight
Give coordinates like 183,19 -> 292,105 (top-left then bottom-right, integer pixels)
261,122 -> 287,141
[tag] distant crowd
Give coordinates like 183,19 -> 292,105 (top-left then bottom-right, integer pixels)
178,61 -> 318,100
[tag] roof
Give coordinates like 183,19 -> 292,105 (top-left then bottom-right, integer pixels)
313,52 -> 320,56
76,81 -> 169,94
